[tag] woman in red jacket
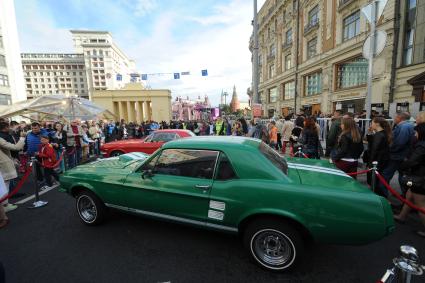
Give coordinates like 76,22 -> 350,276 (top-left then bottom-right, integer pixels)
36,135 -> 59,189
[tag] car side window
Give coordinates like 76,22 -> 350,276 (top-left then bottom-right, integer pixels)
215,153 -> 237,181
140,154 -> 159,171
144,134 -> 153,143
154,149 -> 218,179
151,133 -> 176,142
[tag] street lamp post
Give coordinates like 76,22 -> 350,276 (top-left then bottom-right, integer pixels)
365,1 -> 377,120
252,0 -> 259,105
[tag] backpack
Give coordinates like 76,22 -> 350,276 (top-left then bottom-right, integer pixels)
352,141 -> 364,159
253,125 -> 269,143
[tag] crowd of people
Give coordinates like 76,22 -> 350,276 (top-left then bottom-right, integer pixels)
1,110 -> 425,233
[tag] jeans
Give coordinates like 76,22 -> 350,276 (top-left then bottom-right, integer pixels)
43,168 -> 59,187
67,146 -> 82,169
380,159 -> 403,197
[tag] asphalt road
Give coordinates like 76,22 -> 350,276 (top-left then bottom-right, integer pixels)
1,175 -> 425,283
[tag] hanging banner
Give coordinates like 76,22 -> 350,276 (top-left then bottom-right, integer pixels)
141,74 -> 148,80
202,70 -> 208,76
252,103 -> 262,117
116,74 -> 122,81
174,73 -> 181,80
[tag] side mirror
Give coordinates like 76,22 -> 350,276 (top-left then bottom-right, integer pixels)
141,169 -> 154,179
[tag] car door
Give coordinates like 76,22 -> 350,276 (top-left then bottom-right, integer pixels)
122,148 -> 219,223
207,152 -> 241,229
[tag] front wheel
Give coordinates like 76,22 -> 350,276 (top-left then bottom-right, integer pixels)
243,219 -> 304,271
76,190 -> 106,225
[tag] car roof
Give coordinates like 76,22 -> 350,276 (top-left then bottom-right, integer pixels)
162,136 -> 261,151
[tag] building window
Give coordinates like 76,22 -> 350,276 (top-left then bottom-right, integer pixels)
304,72 -> 322,96
269,87 -> 278,103
307,37 -> 317,59
0,36 -> 3,49
403,30 -> 414,65
403,0 -> 417,65
269,64 -> 275,79
308,5 -> 319,26
270,44 -> 276,57
286,29 -> 292,44
284,54 -> 292,70
343,11 -> 360,41
284,81 -> 295,100
0,74 -> 9,86
336,57 -> 368,89
0,55 -> 6,67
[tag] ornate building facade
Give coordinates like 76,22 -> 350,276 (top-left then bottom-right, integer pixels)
250,0 -> 399,117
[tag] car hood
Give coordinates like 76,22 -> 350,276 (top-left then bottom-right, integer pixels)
76,152 -> 149,170
287,158 -> 370,193
103,138 -> 147,147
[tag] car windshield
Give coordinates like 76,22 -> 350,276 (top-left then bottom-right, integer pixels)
259,143 -> 288,175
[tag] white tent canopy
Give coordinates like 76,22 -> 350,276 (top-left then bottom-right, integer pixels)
0,95 -> 116,121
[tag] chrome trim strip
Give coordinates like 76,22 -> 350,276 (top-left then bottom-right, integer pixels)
105,203 -> 238,233
288,162 -> 345,174
288,164 -> 351,178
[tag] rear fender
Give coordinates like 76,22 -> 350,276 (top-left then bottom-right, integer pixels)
238,208 -> 313,239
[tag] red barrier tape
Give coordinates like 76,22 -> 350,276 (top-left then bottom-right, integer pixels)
375,172 -> 425,215
347,169 -> 371,176
0,165 -> 33,203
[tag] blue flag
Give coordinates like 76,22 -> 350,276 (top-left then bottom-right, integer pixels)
141,74 -> 148,80
174,73 -> 180,80
202,69 -> 208,76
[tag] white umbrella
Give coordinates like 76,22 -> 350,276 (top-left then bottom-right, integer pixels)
0,95 -> 116,121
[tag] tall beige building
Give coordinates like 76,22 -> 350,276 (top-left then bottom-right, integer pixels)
21,53 -> 88,99
71,30 -> 136,98
391,0 -> 425,114
251,0 -> 396,117
0,0 -> 26,104
21,30 -> 137,100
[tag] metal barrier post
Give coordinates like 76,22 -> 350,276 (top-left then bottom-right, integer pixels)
27,157 -> 48,209
393,246 -> 423,283
371,161 -> 378,193
297,147 -> 302,158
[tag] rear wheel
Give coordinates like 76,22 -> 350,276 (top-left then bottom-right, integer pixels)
76,190 -> 106,225
110,151 -> 124,157
243,219 -> 304,271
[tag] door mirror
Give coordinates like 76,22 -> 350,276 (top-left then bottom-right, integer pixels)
141,169 -> 154,179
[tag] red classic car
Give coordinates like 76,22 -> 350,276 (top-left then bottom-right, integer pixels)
100,129 -> 195,157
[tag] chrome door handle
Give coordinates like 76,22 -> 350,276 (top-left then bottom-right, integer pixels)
195,185 -> 211,190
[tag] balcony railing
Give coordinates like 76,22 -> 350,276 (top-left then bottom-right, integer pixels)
282,41 -> 293,50
338,0 -> 355,10
21,53 -> 85,59
304,18 -> 319,35
267,54 -> 276,62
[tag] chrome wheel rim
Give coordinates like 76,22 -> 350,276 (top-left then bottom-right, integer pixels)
251,229 -> 296,269
77,195 -> 97,223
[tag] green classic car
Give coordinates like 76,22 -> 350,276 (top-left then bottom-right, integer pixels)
60,137 -> 395,271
